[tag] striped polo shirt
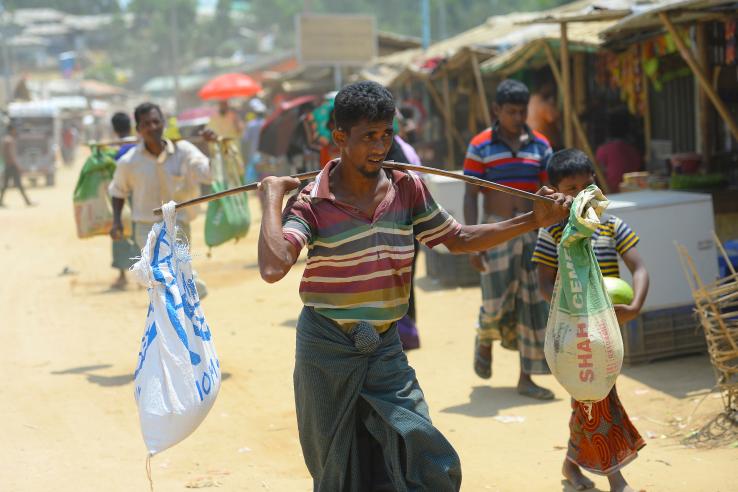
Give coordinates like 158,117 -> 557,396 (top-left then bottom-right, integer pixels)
463,122 -> 552,192
282,160 -> 461,332
531,215 -> 640,278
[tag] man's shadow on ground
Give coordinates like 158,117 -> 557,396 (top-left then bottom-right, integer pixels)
441,385 -> 559,418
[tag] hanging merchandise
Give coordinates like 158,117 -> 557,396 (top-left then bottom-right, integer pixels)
726,20 -> 736,66
204,140 -> 251,248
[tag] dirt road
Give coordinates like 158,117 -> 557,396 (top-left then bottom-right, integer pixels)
1,154 -> 735,491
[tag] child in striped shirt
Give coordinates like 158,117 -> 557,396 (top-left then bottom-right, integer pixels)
532,149 -> 649,492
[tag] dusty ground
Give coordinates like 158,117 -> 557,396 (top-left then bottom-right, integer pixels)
1,152 -> 736,492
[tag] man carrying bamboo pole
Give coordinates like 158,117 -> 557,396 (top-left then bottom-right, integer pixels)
108,102 -> 217,297
257,81 -> 571,490
463,79 -> 556,400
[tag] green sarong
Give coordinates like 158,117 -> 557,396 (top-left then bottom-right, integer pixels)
478,216 -> 550,375
294,307 -> 461,492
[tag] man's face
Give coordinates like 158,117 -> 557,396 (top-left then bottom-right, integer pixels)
555,172 -> 595,197
136,109 -> 164,144
494,102 -> 528,136
333,118 -> 394,179
219,101 -> 228,114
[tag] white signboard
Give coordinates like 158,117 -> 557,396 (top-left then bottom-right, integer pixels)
296,14 -> 377,66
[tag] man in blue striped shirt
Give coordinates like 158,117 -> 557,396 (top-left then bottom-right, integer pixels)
463,79 -> 555,400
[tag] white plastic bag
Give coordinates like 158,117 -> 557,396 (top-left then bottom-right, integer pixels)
131,201 -> 220,455
544,185 -> 623,404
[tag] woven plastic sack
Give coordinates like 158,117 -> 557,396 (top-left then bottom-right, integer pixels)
544,185 -> 623,404
131,202 -> 220,455
73,148 -> 117,238
73,148 -> 131,238
205,141 -> 250,248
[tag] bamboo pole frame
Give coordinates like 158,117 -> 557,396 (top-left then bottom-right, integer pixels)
471,52 -> 492,128
642,46 -> 652,167
442,72 -> 456,167
542,41 -> 610,193
696,21 -> 712,166
659,12 -> 738,143
422,77 -> 467,150
560,22 -> 573,147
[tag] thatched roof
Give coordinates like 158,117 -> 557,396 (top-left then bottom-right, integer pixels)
360,0 -> 639,86
602,0 -> 738,43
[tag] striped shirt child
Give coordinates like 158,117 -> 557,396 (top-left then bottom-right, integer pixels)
531,215 -> 640,277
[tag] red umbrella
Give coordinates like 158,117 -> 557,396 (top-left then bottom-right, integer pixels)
198,73 -> 262,100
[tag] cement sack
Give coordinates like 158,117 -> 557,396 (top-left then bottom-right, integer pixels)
131,201 -> 220,455
544,185 -> 623,404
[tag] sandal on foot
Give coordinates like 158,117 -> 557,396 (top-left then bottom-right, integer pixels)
474,336 -> 492,379
518,385 -> 554,400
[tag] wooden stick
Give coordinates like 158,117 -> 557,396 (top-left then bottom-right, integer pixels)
660,12 -> 738,142
153,161 -> 556,216
153,170 -> 321,216
442,73 -> 456,168
560,22 -> 573,148
381,162 -> 555,203
422,78 -> 467,149
471,52 -> 492,128
87,135 -> 233,148
542,41 -> 609,194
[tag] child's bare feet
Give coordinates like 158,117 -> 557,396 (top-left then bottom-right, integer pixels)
563,460 -> 594,490
608,471 -> 641,492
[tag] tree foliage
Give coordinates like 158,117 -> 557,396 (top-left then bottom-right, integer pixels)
2,0 -> 120,15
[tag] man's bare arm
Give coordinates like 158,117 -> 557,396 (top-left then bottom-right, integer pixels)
258,176 -> 301,283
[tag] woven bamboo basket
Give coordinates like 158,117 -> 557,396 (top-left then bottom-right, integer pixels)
676,233 -> 738,414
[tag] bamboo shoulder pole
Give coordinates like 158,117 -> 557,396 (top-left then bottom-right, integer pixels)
660,12 -> 738,142
87,135 -> 233,148
152,161 -> 556,215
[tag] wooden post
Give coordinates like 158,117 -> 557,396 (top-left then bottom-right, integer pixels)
696,21 -> 712,167
471,52 -> 492,128
442,73 -> 455,168
542,41 -> 609,193
659,12 -> 738,142
642,51 -> 652,167
422,78 -> 467,150
560,22 -> 573,147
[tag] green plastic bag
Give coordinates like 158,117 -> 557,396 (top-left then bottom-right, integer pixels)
73,148 -> 118,238
544,185 -> 623,404
204,141 -> 251,248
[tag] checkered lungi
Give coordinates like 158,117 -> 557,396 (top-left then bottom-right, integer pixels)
477,216 -> 549,375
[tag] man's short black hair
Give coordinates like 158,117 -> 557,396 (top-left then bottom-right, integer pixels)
333,81 -> 395,133
547,148 -> 595,187
111,112 -> 131,136
495,79 -> 530,106
133,102 -> 163,127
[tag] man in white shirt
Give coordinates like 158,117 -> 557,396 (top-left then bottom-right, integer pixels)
108,102 -> 215,295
